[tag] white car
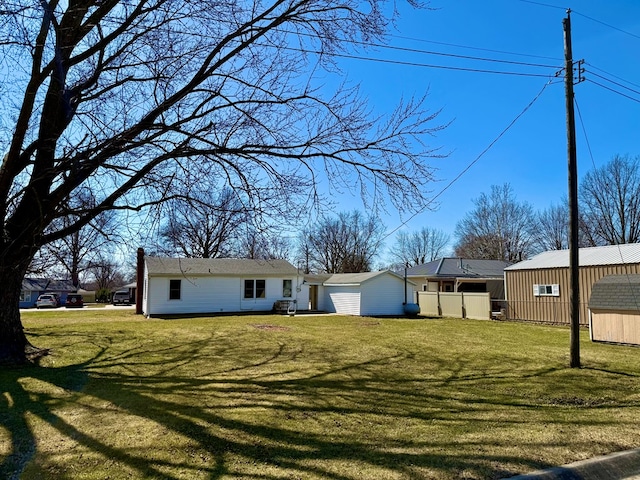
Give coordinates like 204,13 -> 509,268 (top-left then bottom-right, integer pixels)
36,294 -> 59,309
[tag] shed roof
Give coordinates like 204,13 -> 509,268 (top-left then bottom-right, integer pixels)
405,258 -> 511,278
505,243 -> 640,271
589,274 -> 640,312
323,270 -> 415,286
145,257 -> 298,276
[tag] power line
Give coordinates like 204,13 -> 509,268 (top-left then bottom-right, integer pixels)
585,70 -> 640,97
518,1 -> 640,41
585,63 -> 640,91
573,97 -> 597,171
278,45 -> 559,78
275,28 -> 562,68
573,11 -> 640,41
343,39 -> 560,69
328,52 -> 556,77
389,34 -> 562,62
382,80 -> 553,241
517,0 -> 567,11
585,79 -> 640,104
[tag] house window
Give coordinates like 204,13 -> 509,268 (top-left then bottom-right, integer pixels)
244,279 -> 266,299
283,279 -> 292,298
19,291 -> 30,303
169,279 -> 181,300
533,284 -> 560,297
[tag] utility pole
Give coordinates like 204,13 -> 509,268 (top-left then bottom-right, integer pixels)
563,10 -> 580,368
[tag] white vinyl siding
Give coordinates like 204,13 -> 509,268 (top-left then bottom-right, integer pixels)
320,273 -> 413,316
144,275 -> 302,316
145,277 -> 240,315
359,274 -> 407,316
325,288 -> 361,315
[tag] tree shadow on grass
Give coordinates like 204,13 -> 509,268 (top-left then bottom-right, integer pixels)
2,328 -> 638,479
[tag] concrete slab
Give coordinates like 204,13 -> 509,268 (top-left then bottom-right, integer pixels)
505,449 -> 640,480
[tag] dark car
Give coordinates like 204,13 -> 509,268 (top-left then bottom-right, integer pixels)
112,290 -> 131,305
66,293 -> 84,308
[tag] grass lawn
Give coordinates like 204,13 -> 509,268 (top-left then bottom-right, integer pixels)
2,311 -> 640,479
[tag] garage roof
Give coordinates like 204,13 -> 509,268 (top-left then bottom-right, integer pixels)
323,270 -> 415,286
505,243 -> 640,271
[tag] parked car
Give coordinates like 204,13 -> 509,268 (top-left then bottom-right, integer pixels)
36,294 -> 59,309
112,290 -> 131,305
65,293 -> 84,308
44,292 -> 61,306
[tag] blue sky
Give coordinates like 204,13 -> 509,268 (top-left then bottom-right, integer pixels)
327,0 -> 640,251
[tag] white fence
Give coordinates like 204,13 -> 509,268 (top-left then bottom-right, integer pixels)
417,291 -> 491,320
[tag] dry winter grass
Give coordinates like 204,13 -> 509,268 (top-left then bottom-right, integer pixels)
2,310 -> 640,479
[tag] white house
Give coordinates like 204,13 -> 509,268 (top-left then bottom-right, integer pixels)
142,257 -> 305,316
308,271 -> 416,316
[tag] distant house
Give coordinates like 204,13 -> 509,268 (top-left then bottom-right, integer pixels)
142,257 -> 304,316
113,282 -> 137,303
304,271 -> 416,316
405,258 -> 510,299
504,243 -> 640,326
589,274 -> 640,346
20,278 -> 76,308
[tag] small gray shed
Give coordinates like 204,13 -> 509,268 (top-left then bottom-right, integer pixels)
589,274 -> 640,346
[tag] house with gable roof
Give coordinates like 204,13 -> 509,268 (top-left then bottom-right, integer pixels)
142,256 -> 305,316
20,278 -> 76,308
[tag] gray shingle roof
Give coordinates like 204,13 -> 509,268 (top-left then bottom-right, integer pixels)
589,274 -> 640,312
323,270 -> 415,286
145,257 -> 298,276
506,243 -> 640,271
303,271 -> 415,286
405,258 -> 511,278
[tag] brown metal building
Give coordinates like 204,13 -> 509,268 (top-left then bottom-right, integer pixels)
504,243 -> 640,325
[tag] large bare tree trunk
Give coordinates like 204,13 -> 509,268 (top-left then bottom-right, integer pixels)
0,268 -> 31,364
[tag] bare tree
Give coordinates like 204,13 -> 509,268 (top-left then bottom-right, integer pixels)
39,192 -> 118,287
86,254 -> 127,302
580,154 -> 640,245
160,188 -> 249,258
534,202 -> 569,252
454,184 -> 536,262
235,227 -> 293,261
534,199 -> 600,252
388,227 -> 450,268
302,211 -> 385,273
0,1 -> 443,363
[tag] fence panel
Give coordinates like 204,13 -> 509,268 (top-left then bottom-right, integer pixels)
417,291 -> 440,316
416,291 -> 491,320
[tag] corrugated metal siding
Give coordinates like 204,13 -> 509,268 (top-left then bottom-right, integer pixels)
505,263 -> 640,325
324,287 -> 361,315
359,274 -> 406,316
506,243 -> 640,270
